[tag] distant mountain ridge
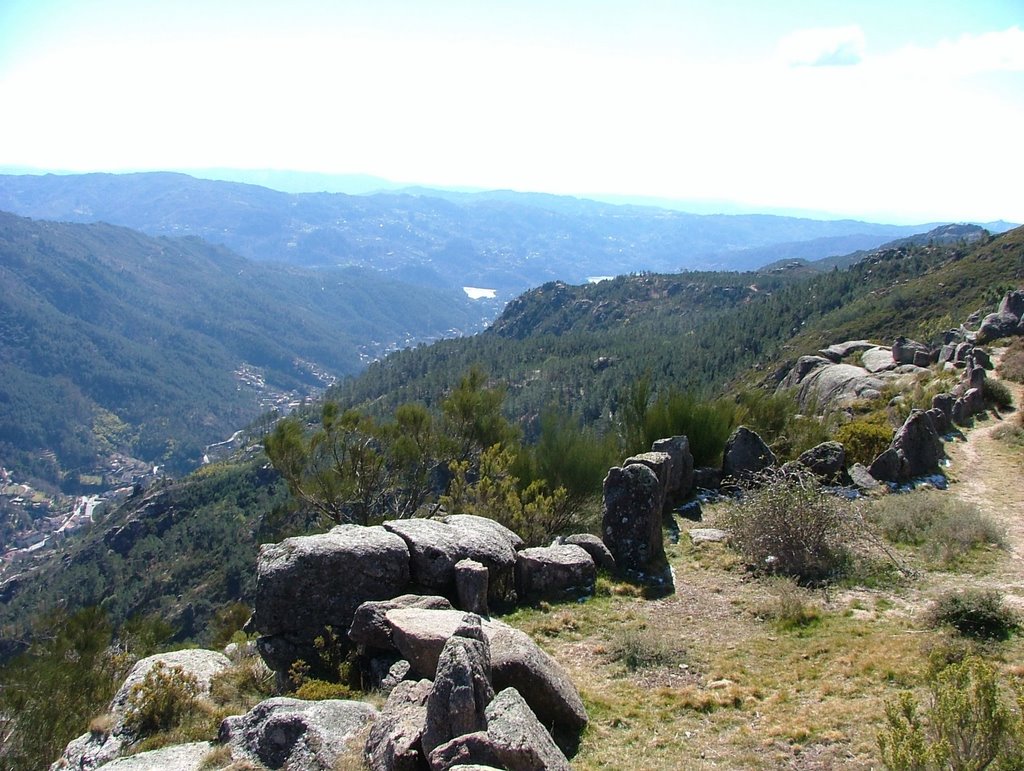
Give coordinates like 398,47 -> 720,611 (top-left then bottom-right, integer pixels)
0,171 -> 962,297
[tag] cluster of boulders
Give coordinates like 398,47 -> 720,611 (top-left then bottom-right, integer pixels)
774,289 -> 1024,488
364,612 -> 579,769
252,515 -> 603,680
972,289 -> 1024,343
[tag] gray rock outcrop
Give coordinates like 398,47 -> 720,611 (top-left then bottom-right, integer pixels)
601,463 -> 665,574
849,463 -> 881,490
563,533 -> 616,572
97,742 -> 212,770
861,346 -> 896,373
254,525 -> 411,673
52,649 -> 233,771
722,426 -> 777,481
781,358 -> 886,409
349,594 -> 454,652
485,623 -> 588,743
651,435 -> 695,502
795,441 -> 851,485
976,312 -> 1020,343
382,518 -> 518,607
379,608 -> 586,741
365,679 -> 432,771
219,697 -> 378,770
428,687 -> 571,771
421,617 -> 494,759
819,340 -> 876,361
892,336 -> 930,365
514,544 -> 596,602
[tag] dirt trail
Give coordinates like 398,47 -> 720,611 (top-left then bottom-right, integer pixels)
943,364 -> 1024,609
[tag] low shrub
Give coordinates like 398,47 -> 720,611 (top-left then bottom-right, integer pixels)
878,655 -> 1024,769
639,389 -> 736,467
293,679 -> 354,700
927,588 -> 1019,641
755,577 -> 822,631
719,471 -> 856,584
992,421 -> 1024,449
982,378 -> 1014,410
834,419 -> 893,467
608,628 -> 683,671
208,657 -> 275,711
122,662 -> 201,738
865,491 -> 1004,567
997,338 -> 1024,384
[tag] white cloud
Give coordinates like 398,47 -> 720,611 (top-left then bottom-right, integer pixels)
777,25 -> 866,67
876,26 -> 1024,78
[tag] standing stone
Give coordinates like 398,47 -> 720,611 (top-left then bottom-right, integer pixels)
601,464 -> 665,573
967,365 -> 987,390
932,393 -> 955,420
926,407 -> 950,436
913,349 -> 933,368
868,447 -> 902,483
870,410 -> 945,483
722,426 -> 777,482
623,451 -> 673,514
421,616 -> 494,761
964,387 -> 985,416
952,397 -> 971,426
973,348 -> 993,369
651,436 -> 695,502
455,559 -> 489,616
428,687 -> 571,771
795,441 -> 850,485
892,410 -> 944,480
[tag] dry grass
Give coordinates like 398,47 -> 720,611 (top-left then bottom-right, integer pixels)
495,513 -> 1024,770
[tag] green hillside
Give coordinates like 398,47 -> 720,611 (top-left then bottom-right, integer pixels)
0,211 -> 483,485
3,226 -> 1020,660
334,227 -> 1024,431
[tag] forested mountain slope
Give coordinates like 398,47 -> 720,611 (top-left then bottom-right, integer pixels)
0,211 -> 481,483
334,226 -> 1024,429
0,172 -> 940,295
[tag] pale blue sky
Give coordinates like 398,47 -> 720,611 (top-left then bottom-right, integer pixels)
1,1 -> 1021,222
